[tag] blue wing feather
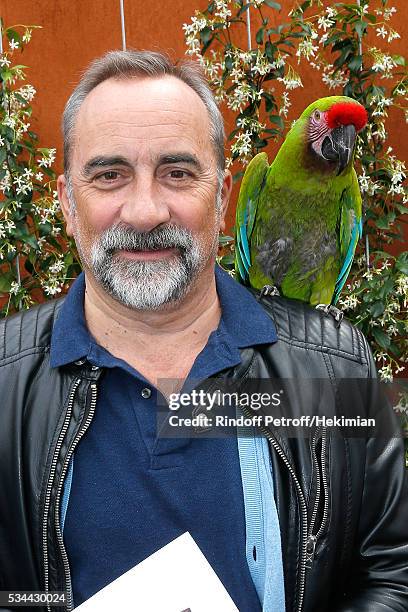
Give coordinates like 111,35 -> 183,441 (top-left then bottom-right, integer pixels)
333,214 -> 361,304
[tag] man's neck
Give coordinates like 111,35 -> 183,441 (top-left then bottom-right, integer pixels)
83,265 -> 221,389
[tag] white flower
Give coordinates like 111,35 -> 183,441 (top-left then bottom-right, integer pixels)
278,66 -> 303,90
23,168 -> 34,179
338,294 -> 359,310
43,280 -> 62,296
49,259 -> 65,274
383,6 -> 397,21
387,29 -> 400,42
0,56 -> 11,67
318,15 -> 335,31
231,131 -> 252,157
376,26 -> 387,39
378,363 -> 393,382
22,29 -> 32,43
0,136 -> 4,146
10,281 -> 20,296
9,39 -> 19,50
296,39 -> 319,62
35,172 -> 44,182
370,48 -> 398,77
4,219 -> 16,232
326,7 -> 337,19
322,68 -> 348,90
279,91 -> 292,117
18,84 -> 36,102
214,0 -> 231,21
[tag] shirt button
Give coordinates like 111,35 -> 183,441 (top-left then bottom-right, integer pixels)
141,387 -> 152,399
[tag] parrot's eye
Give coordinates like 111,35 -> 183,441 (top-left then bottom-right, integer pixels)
314,110 -> 321,120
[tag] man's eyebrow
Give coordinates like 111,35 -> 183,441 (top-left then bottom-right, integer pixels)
157,153 -> 203,171
82,156 -> 132,177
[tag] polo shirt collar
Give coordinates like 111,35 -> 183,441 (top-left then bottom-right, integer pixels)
50,267 -> 277,369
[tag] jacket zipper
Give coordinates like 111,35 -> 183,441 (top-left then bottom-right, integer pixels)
305,427 -> 327,567
314,429 -> 329,542
240,405 -> 309,612
54,382 -> 98,612
305,427 -> 329,567
42,378 -> 81,610
42,379 -> 98,612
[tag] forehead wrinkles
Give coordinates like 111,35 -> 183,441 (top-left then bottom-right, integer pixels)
73,78 -> 212,161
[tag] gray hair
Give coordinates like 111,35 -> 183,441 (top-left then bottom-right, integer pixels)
62,50 -> 225,181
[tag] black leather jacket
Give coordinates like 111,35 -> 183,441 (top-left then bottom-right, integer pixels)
0,293 -> 407,612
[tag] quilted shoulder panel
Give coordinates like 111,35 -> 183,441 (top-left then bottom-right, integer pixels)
0,298 -> 65,362
256,294 -> 367,364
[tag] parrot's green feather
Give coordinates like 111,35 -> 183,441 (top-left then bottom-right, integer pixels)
235,152 -> 269,283
234,96 -> 363,305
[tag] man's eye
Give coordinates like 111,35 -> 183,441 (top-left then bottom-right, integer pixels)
96,171 -> 119,181
169,169 -> 189,179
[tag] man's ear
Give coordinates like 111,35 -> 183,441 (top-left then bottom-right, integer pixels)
57,174 -> 75,237
219,169 -> 233,233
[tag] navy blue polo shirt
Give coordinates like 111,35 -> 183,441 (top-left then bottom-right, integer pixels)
50,266 -> 277,610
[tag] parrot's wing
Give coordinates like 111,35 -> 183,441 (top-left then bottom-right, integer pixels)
235,152 -> 269,283
333,172 -> 362,304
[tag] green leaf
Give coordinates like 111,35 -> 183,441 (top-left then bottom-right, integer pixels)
265,41 -> 277,61
268,114 -> 284,128
219,253 -> 235,268
354,20 -> 367,38
372,328 -> 391,350
264,0 -> 281,9
392,55 -> 405,66
365,13 -> 377,24
262,91 -> 276,112
369,301 -> 385,317
348,55 -> 362,72
199,26 -> 212,45
6,28 -> 21,44
256,27 -> 264,44
389,342 -> 402,359
218,234 -> 234,246
0,271 -> 13,294
396,252 -> 408,275
376,213 -> 396,229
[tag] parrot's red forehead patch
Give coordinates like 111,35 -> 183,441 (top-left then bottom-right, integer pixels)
326,102 -> 368,131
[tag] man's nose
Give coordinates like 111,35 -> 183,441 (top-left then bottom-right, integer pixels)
119,174 -> 170,232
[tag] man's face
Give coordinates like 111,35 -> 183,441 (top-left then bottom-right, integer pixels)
58,75 -> 231,310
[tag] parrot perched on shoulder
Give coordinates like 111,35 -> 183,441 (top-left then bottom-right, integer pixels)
234,96 -> 368,306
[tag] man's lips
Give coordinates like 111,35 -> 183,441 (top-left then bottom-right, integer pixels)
114,247 -> 179,261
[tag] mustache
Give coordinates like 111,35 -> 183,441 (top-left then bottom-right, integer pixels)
97,223 -> 194,253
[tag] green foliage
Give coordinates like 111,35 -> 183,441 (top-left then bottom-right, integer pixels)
0,21 -> 81,315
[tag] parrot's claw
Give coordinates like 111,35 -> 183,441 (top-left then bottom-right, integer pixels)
259,284 -> 281,300
315,304 -> 344,327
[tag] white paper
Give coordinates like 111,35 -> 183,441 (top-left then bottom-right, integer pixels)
74,532 -> 239,611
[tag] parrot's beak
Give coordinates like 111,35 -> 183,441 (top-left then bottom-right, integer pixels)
321,124 -> 356,175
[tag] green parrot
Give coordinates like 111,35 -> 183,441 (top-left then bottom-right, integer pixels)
234,96 -> 368,307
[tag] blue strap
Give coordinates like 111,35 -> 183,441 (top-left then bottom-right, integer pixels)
237,418 -> 286,612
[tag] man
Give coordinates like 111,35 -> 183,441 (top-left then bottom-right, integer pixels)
0,50 -> 407,612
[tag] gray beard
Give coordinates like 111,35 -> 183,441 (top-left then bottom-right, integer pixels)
78,223 -> 212,310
